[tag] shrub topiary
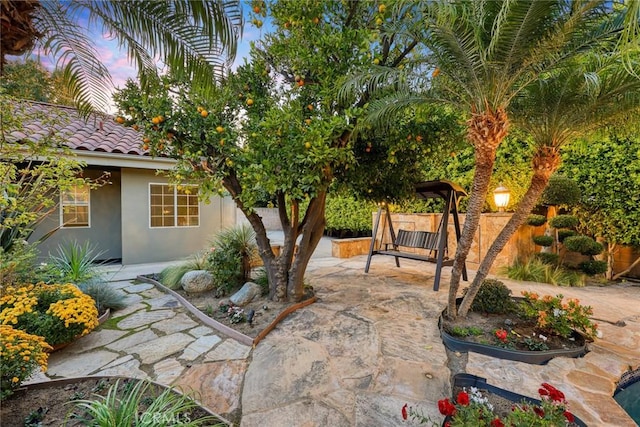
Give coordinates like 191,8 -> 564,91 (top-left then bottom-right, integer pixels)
468,279 -> 516,314
534,252 -> 559,265
526,214 -> 547,227
578,260 -> 608,275
540,175 -> 581,206
549,215 -> 579,229
563,235 -> 603,256
557,229 -> 577,243
532,235 -> 554,247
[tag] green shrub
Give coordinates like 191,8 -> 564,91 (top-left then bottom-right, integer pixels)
207,225 -> 257,295
540,175 -> 581,206
252,268 -> 270,296
77,282 -> 128,312
325,194 -> 376,233
159,252 -> 209,290
467,279 -> 516,314
534,252 -> 559,265
557,229 -> 577,243
504,258 -> 585,287
44,241 -> 106,285
549,215 -> 579,229
532,235 -> 554,247
0,241 -> 40,286
526,214 -> 547,226
579,260 -> 608,275
563,235 -> 603,256
70,379 -> 224,426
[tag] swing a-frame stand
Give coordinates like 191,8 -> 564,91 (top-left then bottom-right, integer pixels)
364,180 -> 468,291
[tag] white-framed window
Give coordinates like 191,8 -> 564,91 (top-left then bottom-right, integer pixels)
60,184 -> 90,228
149,183 -> 199,228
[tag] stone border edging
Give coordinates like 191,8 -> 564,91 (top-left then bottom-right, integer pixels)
137,275 -> 317,348
137,275 -> 254,346
17,375 -> 233,426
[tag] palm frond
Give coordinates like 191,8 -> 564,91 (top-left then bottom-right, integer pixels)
35,1 -> 113,115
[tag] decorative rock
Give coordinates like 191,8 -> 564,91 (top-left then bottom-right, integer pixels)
181,270 -> 215,293
229,281 -> 262,306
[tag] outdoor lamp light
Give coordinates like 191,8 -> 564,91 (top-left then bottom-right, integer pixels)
493,184 -> 510,212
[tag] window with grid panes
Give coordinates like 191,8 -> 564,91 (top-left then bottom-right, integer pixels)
149,184 -> 199,227
61,184 -> 90,227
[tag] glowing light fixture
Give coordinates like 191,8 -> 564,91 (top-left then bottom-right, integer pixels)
493,184 -> 510,212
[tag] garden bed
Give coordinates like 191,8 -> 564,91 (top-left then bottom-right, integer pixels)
138,275 -> 316,347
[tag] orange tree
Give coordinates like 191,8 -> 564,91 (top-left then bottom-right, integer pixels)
113,0 -> 461,302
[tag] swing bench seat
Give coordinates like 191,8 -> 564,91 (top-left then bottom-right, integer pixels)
376,229 -> 453,265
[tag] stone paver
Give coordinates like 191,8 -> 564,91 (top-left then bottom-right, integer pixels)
47,349 -> 120,377
153,358 -> 186,384
117,309 -> 176,329
180,335 -> 222,361
153,312 -> 199,334
106,328 -> 159,352
128,332 -> 195,364
44,255 -> 639,427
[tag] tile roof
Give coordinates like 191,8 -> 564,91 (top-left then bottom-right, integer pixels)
8,101 -> 150,156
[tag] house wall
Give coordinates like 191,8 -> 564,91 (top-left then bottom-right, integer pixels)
29,169 -> 123,261
120,168 -> 236,264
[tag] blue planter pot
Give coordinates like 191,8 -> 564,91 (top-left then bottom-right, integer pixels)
439,300 -> 587,365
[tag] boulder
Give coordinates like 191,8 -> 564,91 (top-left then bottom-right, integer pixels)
230,282 -> 262,306
181,270 -> 214,293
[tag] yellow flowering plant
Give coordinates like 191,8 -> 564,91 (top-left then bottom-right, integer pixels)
0,325 -> 52,400
0,283 -> 99,346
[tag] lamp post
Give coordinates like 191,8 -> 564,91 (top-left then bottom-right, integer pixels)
493,184 -> 510,212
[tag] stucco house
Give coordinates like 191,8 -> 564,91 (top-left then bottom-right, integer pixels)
10,101 -> 237,265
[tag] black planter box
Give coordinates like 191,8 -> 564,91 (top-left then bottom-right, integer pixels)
449,374 -> 587,426
439,300 -> 588,365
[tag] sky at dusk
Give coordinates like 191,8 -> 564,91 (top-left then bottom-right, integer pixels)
18,3 -> 266,100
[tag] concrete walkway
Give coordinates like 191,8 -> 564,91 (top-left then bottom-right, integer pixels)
29,252 -> 639,426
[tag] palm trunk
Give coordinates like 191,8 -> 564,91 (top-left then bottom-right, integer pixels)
447,107 -> 509,319
457,146 -> 561,317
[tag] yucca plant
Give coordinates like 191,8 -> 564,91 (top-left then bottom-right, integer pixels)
46,240 -> 106,285
67,379 -> 226,426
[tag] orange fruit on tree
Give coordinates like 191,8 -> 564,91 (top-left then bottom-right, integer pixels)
253,6 -> 261,13
151,116 -> 160,125
115,116 -> 125,124
216,126 -> 224,133
305,119 -> 312,125
378,4 -> 386,13
246,98 -> 254,106
312,16 -> 320,24
201,110 -> 209,117
297,79 -> 305,87
304,142 -> 311,149
307,104 -> 313,111
142,143 -> 149,151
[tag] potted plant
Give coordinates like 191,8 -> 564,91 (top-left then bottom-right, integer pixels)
402,373 -> 586,426
439,280 -> 596,364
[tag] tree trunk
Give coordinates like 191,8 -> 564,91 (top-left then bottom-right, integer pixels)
457,146 -> 561,317
447,107 -> 509,319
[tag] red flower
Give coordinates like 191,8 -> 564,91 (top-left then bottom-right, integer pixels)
564,410 -> 575,422
401,404 -> 408,420
495,329 -> 508,342
540,383 -> 565,402
457,391 -> 470,406
438,398 -> 457,416
490,418 -> 505,427
534,406 -> 545,417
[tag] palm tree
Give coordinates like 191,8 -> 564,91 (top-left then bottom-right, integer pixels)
0,0 -> 242,113
346,0 -> 635,319
457,52 -> 640,317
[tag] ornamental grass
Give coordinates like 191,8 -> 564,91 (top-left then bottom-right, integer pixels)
0,325 -> 52,400
0,282 -> 99,346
